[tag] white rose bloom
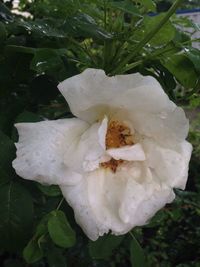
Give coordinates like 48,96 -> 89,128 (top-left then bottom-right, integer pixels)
12,69 -> 192,241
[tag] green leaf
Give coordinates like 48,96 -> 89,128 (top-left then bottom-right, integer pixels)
139,0 -> 156,12
0,181 -> 34,251
15,111 -> 42,123
37,183 -> 61,197
17,19 -> 66,38
30,49 -> 64,73
23,213 -> 51,263
23,239 -> 43,264
109,1 -> 141,17
130,234 -> 147,267
183,47 -> 200,72
0,130 -> 15,173
48,210 -> 76,248
88,234 -> 124,260
64,13 -> 112,40
0,2 -> 13,22
0,22 -> 7,42
161,54 -> 199,88
137,14 -> 176,46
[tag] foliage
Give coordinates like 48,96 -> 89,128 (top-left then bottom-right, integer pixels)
0,0 -> 200,266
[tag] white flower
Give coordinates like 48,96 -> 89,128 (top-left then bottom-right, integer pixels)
12,69 -> 192,240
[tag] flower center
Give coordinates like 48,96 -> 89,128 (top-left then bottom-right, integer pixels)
105,120 -> 134,149
101,120 -> 134,173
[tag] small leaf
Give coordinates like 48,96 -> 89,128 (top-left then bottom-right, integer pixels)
23,239 -> 43,264
15,111 -> 42,123
23,213 -> 51,263
48,210 -> 76,248
89,234 -> 124,260
139,0 -> 156,12
130,234 -> 147,267
37,183 -> 61,197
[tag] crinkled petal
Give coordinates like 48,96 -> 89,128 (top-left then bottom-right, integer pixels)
60,180 -> 108,241
58,69 -> 174,122
142,138 -> 192,189
64,118 -> 108,173
13,119 -> 88,185
118,177 -> 175,229
131,107 -> 189,145
58,69 -> 189,144
107,143 -> 146,161
62,164 -> 175,240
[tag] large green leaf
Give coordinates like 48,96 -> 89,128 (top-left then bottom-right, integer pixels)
63,13 -> 112,40
161,54 -> 199,88
130,235 -> 147,267
48,210 -> 76,248
17,19 -> 66,38
88,234 -> 124,260
0,181 -> 33,251
30,49 -> 64,73
135,14 -> 176,46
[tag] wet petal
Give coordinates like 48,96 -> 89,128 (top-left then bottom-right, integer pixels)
107,143 -> 146,161
13,119 -> 88,185
142,138 -> 192,189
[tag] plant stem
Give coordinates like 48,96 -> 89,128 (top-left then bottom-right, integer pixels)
56,197 -> 64,210
111,0 -> 183,75
120,60 -> 143,74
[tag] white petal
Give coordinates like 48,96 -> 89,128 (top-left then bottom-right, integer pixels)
58,68 -> 174,122
58,69 -> 189,144
142,138 -> 192,189
106,143 -> 146,161
12,119 -> 88,185
118,178 -> 175,228
86,165 -> 175,236
60,179 -> 108,241
60,162 -> 177,240
131,106 -> 189,145
64,118 -> 107,173
98,116 -> 108,149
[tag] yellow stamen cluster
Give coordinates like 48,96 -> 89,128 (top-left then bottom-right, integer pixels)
101,121 -> 134,173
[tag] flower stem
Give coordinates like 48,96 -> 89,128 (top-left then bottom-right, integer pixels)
111,0 -> 183,75
56,197 -> 64,210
